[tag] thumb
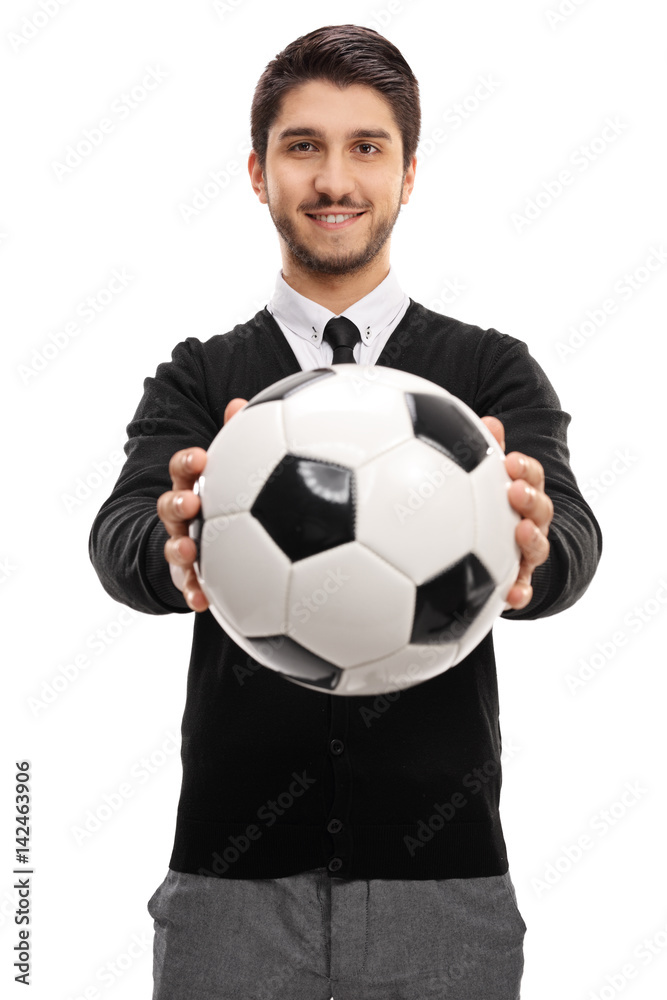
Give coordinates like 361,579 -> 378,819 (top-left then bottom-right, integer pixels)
481,415 -> 505,452
224,397 -> 249,425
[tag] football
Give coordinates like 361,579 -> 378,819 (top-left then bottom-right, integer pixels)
189,364 -> 520,696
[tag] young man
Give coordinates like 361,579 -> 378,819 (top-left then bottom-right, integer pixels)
89,24 -> 602,1000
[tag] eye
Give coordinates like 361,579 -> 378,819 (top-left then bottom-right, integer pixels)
287,141 -> 380,155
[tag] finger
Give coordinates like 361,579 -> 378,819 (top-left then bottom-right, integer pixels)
507,480 -> 554,534
505,452 -> 545,492
157,489 -> 201,537
505,579 -> 533,610
181,567 -> 209,612
504,521 -> 550,610
164,533 -> 198,567
224,398 -> 249,425
481,415 -> 505,452
515,518 -> 550,571
168,447 -> 208,491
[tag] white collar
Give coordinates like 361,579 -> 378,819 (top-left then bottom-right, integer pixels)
268,265 -> 406,347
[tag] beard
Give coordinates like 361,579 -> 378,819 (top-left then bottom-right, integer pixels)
265,185 -> 404,277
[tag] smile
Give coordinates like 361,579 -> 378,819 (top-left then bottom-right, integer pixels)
306,212 -> 365,230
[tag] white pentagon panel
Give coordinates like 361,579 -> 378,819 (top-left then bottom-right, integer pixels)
286,541 -> 415,668
198,400 -> 286,519
356,438 -> 475,586
338,641 -> 460,696
281,368 -> 413,469
356,364 -> 451,399
469,453 -> 521,583
198,512 -> 291,636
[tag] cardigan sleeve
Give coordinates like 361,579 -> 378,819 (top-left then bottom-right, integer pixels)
88,338 -> 221,615
473,331 -> 603,621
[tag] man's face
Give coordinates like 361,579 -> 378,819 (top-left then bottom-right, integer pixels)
251,79 -> 416,277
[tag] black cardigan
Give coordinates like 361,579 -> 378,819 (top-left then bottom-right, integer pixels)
89,299 -> 602,881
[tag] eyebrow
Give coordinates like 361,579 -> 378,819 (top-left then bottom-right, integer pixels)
276,126 -> 393,144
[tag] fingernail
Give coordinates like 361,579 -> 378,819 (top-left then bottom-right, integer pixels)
185,453 -> 193,468
175,495 -> 184,509
524,485 -> 535,500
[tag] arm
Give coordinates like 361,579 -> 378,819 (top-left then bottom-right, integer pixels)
88,338 -> 221,615
474,332 -> 602,620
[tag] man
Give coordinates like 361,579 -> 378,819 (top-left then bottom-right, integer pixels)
89,23 -> 602,1000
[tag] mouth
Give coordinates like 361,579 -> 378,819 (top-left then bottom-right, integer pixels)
305,212 -> 366,230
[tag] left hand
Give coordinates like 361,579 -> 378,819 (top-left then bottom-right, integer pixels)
482,416 -> 554,611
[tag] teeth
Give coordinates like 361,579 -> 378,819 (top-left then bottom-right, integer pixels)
313,213 -> 360,223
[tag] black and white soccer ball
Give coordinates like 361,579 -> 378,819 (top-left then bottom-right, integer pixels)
190,365 -> 520,696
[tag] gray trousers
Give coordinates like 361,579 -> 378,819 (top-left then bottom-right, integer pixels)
148,866 -> 526,999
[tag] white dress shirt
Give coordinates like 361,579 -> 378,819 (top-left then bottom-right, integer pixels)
266,265 -> 410,369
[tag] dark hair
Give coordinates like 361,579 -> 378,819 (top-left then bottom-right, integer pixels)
250,24 -> 421,176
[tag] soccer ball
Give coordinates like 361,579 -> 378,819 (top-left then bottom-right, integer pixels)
190,364 -> 520,696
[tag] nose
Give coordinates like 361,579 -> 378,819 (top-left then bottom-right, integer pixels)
312,152 -> 357,203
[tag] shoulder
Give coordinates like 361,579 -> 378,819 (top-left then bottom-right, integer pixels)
404,298 -> 524,359
169,308 -> 269,364
398,298 -> 536,395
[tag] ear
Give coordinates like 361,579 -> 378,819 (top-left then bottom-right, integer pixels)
248,150 -> 268,205
401,155 -> 417,205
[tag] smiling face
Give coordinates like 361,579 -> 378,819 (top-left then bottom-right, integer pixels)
248,79 -> 416,283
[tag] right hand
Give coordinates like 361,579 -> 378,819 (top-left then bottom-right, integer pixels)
157,397 -> 248,611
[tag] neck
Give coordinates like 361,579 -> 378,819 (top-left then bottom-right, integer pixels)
280,257 -> 391,315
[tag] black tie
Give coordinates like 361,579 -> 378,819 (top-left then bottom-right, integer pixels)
322,316 -> 361,364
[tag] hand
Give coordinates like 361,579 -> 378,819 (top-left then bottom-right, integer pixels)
157,398 -> 248,612
481,416 -> 554,611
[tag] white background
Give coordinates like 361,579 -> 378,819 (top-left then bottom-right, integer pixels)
1,0 -> 666,998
